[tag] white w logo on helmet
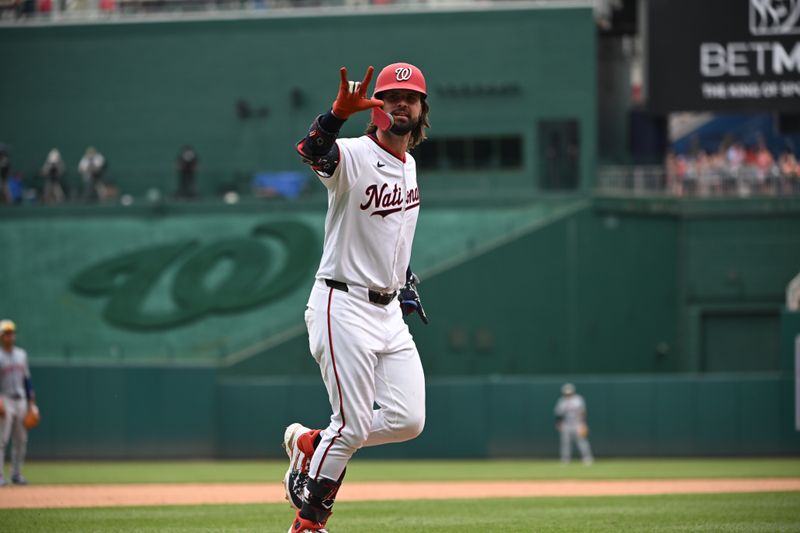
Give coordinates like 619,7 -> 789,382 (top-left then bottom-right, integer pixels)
394,67 -> 413,81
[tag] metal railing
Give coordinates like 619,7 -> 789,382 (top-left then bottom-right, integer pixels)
597,165 -> 800,198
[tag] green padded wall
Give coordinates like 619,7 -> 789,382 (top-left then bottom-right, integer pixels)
217,374 -> 800,458
30,364 -> 216,459
28,369 -> 800,459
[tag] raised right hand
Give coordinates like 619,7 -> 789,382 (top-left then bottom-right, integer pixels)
331,66 -> 384,119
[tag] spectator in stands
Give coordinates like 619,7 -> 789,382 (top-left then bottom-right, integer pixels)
665,133 -> 800,198
726,141 -> 745,172
666,149 -> 690,196
0,143 -> 10,205
681,152 -> 697,196
78,146 -> 107,202
175,145 -> 198,199
694,149 -> 715,196
665,149 -> 680,195
779,148 -> 799,195
707,147 -> 726,195
723,141 -> 745,195
554,383 -> 593,465
40,148 -> 66,204
6,172 -> 24,205
755,139 -> 776,194
16,0 -> 35,18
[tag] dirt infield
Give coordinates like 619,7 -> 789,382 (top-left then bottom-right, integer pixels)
1,479 -> 799,509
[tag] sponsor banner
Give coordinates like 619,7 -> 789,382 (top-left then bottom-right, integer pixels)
648,0 -> 800,112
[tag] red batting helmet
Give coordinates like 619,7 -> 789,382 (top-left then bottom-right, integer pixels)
373,62 -> 426,97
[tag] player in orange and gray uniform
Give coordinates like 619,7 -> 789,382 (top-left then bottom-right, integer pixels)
0,319 -> 36,485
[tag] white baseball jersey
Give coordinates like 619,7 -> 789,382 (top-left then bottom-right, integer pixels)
555,394 -> 586,428
0,346 -> 30,399
315,135 -> 420,292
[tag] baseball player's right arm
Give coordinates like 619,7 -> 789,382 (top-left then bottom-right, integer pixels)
296,67 -> 383,176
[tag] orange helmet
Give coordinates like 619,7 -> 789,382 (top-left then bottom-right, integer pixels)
373,62 -> 426,97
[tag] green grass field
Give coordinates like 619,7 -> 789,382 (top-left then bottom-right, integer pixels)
4,493 -> 800,532
5,458 -> 800,532
20,457 -> 800,484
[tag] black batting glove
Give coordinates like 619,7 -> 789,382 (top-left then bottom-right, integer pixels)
399,271 -> 429,324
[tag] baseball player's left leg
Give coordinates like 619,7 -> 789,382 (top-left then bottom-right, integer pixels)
0,398 -> 18,485
559,426 -> 572,463
362,322 -> 425,447
577,436 -> 594,465
0,414 -> 8,485
291,338 -> 424,532
294,287 -> 382,529
10,412 -> 27,484
305,289 -> 387,483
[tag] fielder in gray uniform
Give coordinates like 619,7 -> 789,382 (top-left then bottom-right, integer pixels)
0,319 -> 37,485
554,383 -> 593,465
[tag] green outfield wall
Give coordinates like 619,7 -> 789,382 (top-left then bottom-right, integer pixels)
0,5 -> 596,197
30,364 -> 217,458
27,368 -> 800,459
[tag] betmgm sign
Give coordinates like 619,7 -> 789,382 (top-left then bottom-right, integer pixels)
647,0 -> 800,112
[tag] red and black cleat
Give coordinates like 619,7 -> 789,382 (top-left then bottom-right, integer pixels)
282,423 -> 321,510
288,511 -> 329,533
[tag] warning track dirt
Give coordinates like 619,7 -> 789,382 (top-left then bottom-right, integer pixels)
1,478 -> 798,509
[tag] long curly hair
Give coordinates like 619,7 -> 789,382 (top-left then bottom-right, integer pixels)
365,98 -> 430,151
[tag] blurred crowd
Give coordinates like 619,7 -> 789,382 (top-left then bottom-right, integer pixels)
665,138 -> 800,197
0,144 -> 117,205
0,0 -> 431,20
0,143 -> 198,206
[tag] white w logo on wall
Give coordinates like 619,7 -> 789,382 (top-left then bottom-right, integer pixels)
750,0 -> 800,35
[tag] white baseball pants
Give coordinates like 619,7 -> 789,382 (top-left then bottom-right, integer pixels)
304,279 -> 426,483
0,396 -> 28,479
560,424 -> 593,464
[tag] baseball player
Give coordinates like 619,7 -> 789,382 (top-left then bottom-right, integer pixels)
554,383 -> 594,465
282,62 -> 430,533
0,319 -> 37,485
